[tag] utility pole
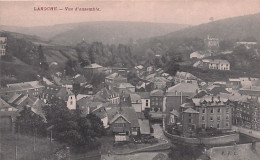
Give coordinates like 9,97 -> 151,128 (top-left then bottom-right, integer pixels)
15,133 -> 17,160
50,130 -> 52,143
33,129 -> 36,152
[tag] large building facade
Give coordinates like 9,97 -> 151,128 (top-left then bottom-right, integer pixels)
192,96 -> 232,130
0,37 -> 7,56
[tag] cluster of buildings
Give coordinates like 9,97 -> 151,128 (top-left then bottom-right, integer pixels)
193,59 -> 230,70
0,63 -> 152,141
0,37 -> 7,56
165,76 -> 260,136
190,36 -> 259,72
1,57 -> 260,142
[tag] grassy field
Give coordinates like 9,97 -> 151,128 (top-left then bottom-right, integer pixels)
0,132 -> 62,160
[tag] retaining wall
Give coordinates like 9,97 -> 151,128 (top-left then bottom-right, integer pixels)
163,130 -> 239,145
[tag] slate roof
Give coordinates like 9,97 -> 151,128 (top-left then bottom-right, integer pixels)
8,93 -> 22,104
136,92 -> 150,99
168,83 -> 199,93
117,83 -> 135,89
145,73 -> 156,81
239,86 -> 260,97
130,93 -> 142,103
135,65 -> 144,70
183,108 -> 199,114
105,73 -> 126,80
107,107 -> 139,128
208,86 -> 230,95
56,87 -> 74,101
43,77 -> 54,85
150,89 -> 164,96
170,109 -> 180,117
136,112 -> 145,119
192,95 -> 229,107
167,83 -> 199,98
0,98 -> 17,111
84,63 -> 103,69
149,77 -> 170,83
0,81 -> 44,93
95,87 -> 119,100
206,59 -> 230,65
175,71 -> 197,80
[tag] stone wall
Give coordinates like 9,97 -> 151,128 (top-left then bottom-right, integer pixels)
163,130 -> 239,145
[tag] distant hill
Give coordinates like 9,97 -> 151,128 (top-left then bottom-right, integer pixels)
1,21 -> 188,45
133,13 -> 260,59
163,13 -> 260,41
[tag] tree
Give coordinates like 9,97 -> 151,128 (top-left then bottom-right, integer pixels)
38,45 -> 45,62
43,97 -> 106,150
86,113 -> 106,137
168,144 -> 205,160
90,72 -> 106,88
65,59 -> 77,76
15,106 -> 47,136
164,57 -> 180,76
219,40 -> 234,51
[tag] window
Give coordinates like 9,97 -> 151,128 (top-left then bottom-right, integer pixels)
202,124 -> 206,129
226,115 -> 229,120
210,116 -> 213,121
217,124 -> 220,128
189,119 -> 192,123
202,116 -> 205,121
189,113 -> 192,117
217,116 -> 221,121
218,108 -> 221,113
171,117 -> 174,123
211,109 -> 214,114
202,109 -> 205,114
226,123 -> 229,127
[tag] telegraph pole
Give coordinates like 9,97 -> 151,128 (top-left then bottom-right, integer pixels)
15,133 -> 17,160
33,129 -> 36,152
50,130 -> 52,143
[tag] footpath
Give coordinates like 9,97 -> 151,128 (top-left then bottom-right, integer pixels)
232,125 -> 260,139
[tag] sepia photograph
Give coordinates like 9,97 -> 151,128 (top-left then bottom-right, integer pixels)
0,0 -> 260,159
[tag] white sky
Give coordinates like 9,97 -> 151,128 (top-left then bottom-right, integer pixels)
0,0 -> 260,27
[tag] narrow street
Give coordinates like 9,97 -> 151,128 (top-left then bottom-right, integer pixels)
151,123 -> 169,141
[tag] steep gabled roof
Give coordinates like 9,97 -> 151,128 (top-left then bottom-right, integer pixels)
107,107 -> 139,128
0,98 -> 17,111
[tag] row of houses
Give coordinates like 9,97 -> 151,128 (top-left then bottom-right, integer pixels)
193,59 -> 230,70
